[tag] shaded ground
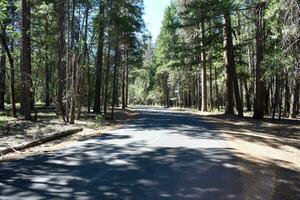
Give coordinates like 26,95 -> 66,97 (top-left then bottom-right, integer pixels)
202,114 -> 300,171
0,108 -> 299,199
0,107 -> 136,160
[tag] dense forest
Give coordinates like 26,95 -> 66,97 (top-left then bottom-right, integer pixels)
0,0 -> 299,123
133,0 -> 300,120
0,0 -> 145,123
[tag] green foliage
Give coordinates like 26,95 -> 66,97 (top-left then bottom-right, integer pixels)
95,114 -> 109,122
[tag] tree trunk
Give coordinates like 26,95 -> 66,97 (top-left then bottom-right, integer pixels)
284,73 -> 290,117
197,71 -> 201,110
0,46 -> 5,110
223,3 -> 243,116
122,46 -> 126,110
0,29 -> 17,118
93,0 -> 105,113
104,40 -> 111,115
290,78 -> 299,118
111,42 -> 119,120
223,7 -> 235,115
214,66 -> 219,110
164,74 -> 170,108
87,50 -> 91,113
125,50 -> 129,107
77,5 -> 89,119
70,54 -> 79,124
253,2 -> 266,120
272,75 -> 279,119
209,57 -> 213,110
200,21 -> 208,112
279,78 -> 283,120
44,17 -> 50,107
116,67 -> 119,107
20,0 -> 32,120
56,0 -> 66,122
243,79 -> 252,111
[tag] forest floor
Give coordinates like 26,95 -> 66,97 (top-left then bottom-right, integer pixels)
0,107 -> 138,162
168,107 -> 300,171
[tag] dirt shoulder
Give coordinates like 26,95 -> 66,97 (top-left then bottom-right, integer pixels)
196,111 -> 300,172
0,108 -> 138,162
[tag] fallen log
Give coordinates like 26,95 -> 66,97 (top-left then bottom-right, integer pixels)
0,128 -> 83,156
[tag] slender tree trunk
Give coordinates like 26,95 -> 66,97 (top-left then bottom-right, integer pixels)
104,40 -> 111,115
284,73 -> 290,117
87,50 -> 91,113
77,5 -> 89,119
44,17 -> 50,107
111,41 -> 119,120
240,79 -> 244,107
214,66 -> 219,111
20,0 -> 32,120
0,46 -> 5,110
0,29 -> 16,117
244,79 -> 252,111
209,57 -> 213,110
200,21 -> 208,112
253,2 -> 266,120
279,78 -> 283,119
125,50 -> 129,107
164,74 -> 170,108
122,46 -> 126,109
56,0 -> 66,122
116,68 -> 119,107
264,84 -> 269,115
197,71 -> 201,110
272,75 -> 279,119
93,0 -> 105,113
70,54 -> 79,124
290,78 -> 299,118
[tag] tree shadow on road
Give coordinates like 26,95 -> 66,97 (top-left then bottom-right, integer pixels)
0,110 -> 299,200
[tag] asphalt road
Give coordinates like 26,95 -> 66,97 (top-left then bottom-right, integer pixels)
0,108 -> 299,200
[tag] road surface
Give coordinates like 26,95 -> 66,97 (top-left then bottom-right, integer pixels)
0,108 -> 299,199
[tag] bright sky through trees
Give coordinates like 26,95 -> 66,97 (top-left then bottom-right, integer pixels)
144,0 -> 172,41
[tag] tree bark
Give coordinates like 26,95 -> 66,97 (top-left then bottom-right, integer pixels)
125,50 -> 129,107
0,28 -> 17,118
223,8 -> 236,115
77,5 -> 90,119
284,73 -> 290,117
209,56 -> 213,110
122,46 -> 126,110
93,0 -> 105,113
0,46 -> 5,110
214,66 -> 219,110
253,2 -> 266,120
111,41 -> 119,120
197,71 -> 201,110
104,40 -> 111,115
44,17 -> 50,107
272,75 -> 279,119
244,79 -> 252,111
70,54 -> 79,124
20,0 -> 32,120
290,78 -> 299,118
200,20 -> 208,112
222,3 -> 243,116
56,0 -> 66,122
